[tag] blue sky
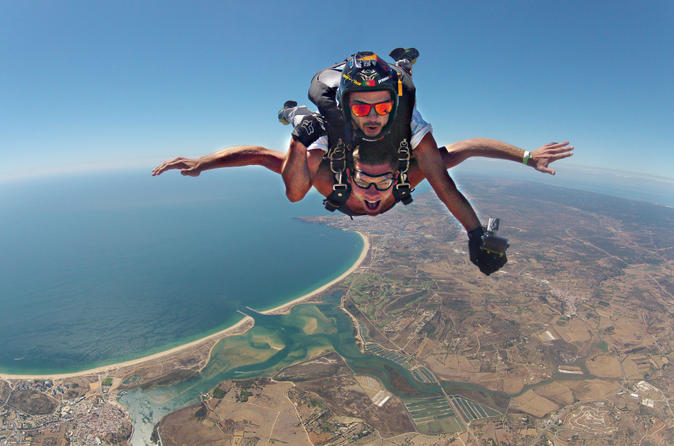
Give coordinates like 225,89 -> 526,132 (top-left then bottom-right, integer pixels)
2,0 -> 673,182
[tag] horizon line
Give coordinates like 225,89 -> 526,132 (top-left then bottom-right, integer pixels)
2,159 -> 673,185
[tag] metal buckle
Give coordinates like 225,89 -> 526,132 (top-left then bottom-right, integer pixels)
329,140 -> 347,175
398,139 -> 411,173
330,158 -> 346,174
393,182 -> 413,205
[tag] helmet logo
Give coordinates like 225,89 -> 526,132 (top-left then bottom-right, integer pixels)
359,70 -> 378,87
342,73 -> 362,86
300,118 -> 315,135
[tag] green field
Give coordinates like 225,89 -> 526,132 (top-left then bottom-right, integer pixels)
403,395 -> 465,434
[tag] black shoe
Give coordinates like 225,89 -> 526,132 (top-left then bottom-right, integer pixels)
389,47 -> 419,64
278,100 -> 298,125
389,48 -> 419,75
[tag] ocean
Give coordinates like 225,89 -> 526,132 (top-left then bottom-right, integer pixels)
0,167 -> 362,374
2,162 -> 671,375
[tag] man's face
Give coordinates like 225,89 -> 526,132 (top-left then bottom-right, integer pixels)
349,161 -> 396,215
348,90 -> 392,139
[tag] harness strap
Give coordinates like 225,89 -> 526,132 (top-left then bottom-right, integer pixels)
324,139 -> 352,212
393,139 -> 414,205
324,138 -> 414,212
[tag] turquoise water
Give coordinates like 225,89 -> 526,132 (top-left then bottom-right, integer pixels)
120,293 -> 509,444
0,168 -> 362,374
119,292 -> 447,444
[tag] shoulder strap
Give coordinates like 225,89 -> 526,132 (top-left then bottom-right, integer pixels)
392,139 -> 414,205
323,139 -> 352,212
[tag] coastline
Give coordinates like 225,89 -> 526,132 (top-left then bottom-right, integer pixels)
0,316 -> 255,381
0,230 -> 370,381
258,230 -> 369,315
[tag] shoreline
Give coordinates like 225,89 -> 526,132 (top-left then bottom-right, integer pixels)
257,230 -> 369,315
0,230 -> 370,381
0,316 -> 254,381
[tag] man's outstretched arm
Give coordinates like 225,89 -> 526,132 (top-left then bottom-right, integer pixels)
442,139 -> 573,174
408,140 -> 574,187
152,145 -> 284,177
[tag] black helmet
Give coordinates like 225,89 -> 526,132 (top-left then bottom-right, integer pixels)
338,51 -> 400,141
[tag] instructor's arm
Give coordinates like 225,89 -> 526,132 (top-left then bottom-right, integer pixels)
281,140 -> 312,202
414,133 -> 481,232
281,113 -> 328,202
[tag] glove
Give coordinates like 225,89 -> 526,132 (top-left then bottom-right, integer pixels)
291,113 -> 327,147
468,227 -> 508,276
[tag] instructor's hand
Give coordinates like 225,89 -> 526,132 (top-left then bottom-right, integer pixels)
152,157 -> 202,177
529,142 -> 574,175
468,227 -> 507,276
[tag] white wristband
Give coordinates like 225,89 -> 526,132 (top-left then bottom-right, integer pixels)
522,151 -> 532,165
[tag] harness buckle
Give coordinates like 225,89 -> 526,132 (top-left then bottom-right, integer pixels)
330,158 -> 346,174
394,164 -> 414,205
394,183 -> 414,205
397,139 -> 411,173
328,139 -> 347,175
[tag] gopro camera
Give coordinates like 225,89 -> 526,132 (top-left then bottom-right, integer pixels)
481,218 -> 509,257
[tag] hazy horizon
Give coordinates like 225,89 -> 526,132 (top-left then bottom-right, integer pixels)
3,160 -> 672,209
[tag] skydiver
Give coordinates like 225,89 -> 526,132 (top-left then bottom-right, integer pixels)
152,138 -> 573,274
153,50 -> 574,274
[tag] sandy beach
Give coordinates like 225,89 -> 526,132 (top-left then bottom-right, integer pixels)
0,231 -> 370,381
0,316 -> 255,381
259,231 -> 369,315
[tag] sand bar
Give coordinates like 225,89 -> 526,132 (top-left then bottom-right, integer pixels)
0,231 -> 370,380
0,316 -> 254,381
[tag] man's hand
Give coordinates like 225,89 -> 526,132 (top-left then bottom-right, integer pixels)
291,114 -> 327,148
529,142 -> 574,175
468,227 -> 507,275
152,157 -> 202,177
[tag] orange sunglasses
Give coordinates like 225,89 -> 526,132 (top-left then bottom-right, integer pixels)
350,101 -> 393,117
